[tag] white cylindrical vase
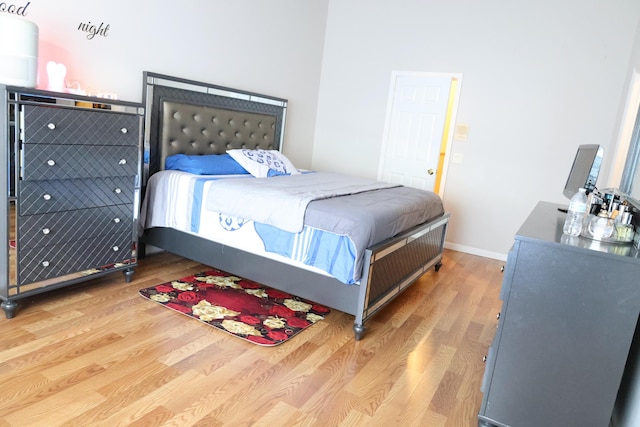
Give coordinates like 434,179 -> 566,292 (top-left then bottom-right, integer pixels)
0,15 -> 39,87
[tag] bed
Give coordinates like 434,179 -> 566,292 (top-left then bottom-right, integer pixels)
139,72 -> 450,340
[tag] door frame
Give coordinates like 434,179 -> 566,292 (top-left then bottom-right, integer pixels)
378,70 -> 463,196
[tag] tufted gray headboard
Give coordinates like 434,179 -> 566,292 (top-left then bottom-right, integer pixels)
160,100 -> 279,170
142,72 -> 287,182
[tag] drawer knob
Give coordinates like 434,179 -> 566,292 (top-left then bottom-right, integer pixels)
42,228 -> 50,235
47,123 -> 56,130
112,246 -> 119,252
43,194 -> 52,201
47,159 -> 56,166
114,188 -> 122,194
42,261 -> 50,267
120,127 -> 128,134
118,159 -> 127,165
497,312 -> 501,320
113,217 -> 121,223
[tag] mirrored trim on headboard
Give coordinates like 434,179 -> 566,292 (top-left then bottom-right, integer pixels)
142,72 -> 287,182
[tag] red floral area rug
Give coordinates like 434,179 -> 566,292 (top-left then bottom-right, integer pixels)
139,269 -> 330,346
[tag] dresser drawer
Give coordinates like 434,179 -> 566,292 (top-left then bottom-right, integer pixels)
22,144 -> 138,180
19,176 -> 135,215
24,105 -> 139,146
19,204 -> 133,250
18,231 -> 134,285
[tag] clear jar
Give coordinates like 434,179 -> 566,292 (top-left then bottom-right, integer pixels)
588,210 -> 615,240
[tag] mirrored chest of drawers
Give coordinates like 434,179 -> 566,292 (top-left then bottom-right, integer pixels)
1,85 -> 143,318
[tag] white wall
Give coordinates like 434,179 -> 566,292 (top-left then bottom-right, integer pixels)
314,0 -> 640,259
625,10 -> 640,74
9,0 -> 640,260
12,0 -> 329,170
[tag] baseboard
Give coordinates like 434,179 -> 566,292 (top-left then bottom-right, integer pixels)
444,242 -> 508,262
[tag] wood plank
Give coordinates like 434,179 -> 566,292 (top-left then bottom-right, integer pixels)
0,249 -> 503,425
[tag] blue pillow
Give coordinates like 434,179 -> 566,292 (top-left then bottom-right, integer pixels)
165,153 -> 250,175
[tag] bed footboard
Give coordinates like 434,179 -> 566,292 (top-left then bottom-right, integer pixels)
353,213 -> 450,340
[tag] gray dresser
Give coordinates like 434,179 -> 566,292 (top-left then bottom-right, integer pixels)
479,201 -> 640,427
1,86 -> 143,318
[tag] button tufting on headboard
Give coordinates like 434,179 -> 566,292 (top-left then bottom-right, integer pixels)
160,100 -> 279,166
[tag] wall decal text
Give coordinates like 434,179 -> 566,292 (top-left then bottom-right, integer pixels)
78,21 -> 110,40
0,1 -> 31,16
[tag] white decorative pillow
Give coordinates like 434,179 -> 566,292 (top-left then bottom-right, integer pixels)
227,149 -> 300,178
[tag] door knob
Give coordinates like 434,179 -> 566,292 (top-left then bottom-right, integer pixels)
427,168 -> 435,175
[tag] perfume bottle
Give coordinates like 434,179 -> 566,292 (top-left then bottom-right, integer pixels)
615,223 -> 635,242
588,206 -> 614,240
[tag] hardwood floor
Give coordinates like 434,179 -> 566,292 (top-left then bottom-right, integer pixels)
0,249 -> 504,427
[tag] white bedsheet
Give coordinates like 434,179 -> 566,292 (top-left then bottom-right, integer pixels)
139,170 -> 339,278
141,171 -> 266,252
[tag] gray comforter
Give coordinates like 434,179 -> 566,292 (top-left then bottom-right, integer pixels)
205,172 -> 399,233
205,172 -> 444,281
304,184 -> 444,250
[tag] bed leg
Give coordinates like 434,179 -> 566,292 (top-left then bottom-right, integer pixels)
435,261 -> 442,272
1,299 -> 18,319
353,323 -> 366,341
123,268 -> 135,283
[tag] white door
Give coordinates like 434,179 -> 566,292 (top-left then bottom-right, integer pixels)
378,71 -> 459,194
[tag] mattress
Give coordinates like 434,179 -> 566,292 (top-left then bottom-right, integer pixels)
140,170 -> 444,284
